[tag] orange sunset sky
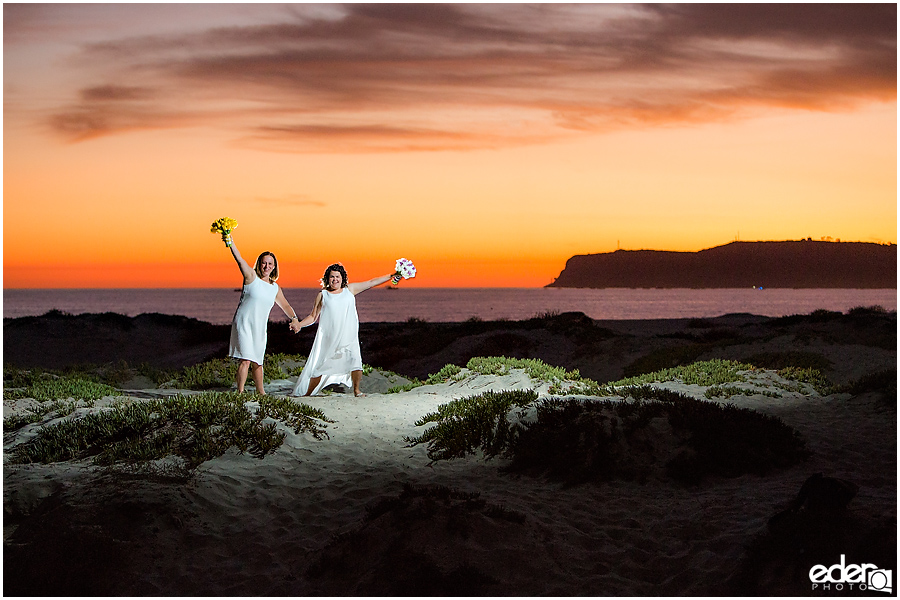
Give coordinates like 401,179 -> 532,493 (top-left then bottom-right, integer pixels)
4,3 -> 897,288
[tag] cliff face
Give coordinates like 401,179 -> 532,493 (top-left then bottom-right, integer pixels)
548,241 -> 897,288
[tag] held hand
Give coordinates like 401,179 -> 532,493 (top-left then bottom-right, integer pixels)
289,320 -> 302,333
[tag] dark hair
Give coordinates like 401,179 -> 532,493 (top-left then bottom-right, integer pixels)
255,252 -> 279,283
322,263 -> 348,289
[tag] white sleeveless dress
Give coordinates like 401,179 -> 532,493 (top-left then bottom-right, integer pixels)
229,276 -> 279,365
292,288 -> 362,396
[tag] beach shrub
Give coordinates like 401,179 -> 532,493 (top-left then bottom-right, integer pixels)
6,362 -> 181,390
611,359 -> 757,388
4,410 -> 48,432
2,368 -> 115,432
266,353 -> 307,377
662,397 -> 808,484
164,356 -> 290,389
776,367 -> 835,396
743,351 -> 831,373
847,304 -> 890,316
550,378 -> 606,397
846,369 -> 897,405
507,398 -> 648,484
263,356 -> 296,382
256,394 -> 333,435
2,401 -> 84,432
386,379 -> 424,394
363,365 -> 416,393
465,356 -> 511,376
464,356 -> 608,396
705,385 -> 781,399
613,361 -> 835,398
82,360 -> 135,387
404,389 -> 538,461
467,356 -> 583,384
616,385 -> 701,403
375,366 -> 410,381
409,387 -> 807,485
612,358 -> 835,397
4,366 -> 46,388
7,392 -> 333,470
517,396 -> 807,485
136,363 -> 178,386
164,358 -> 238,389
623,345 -> 709,377
532,309 -> 561,320
162,354 -> 309,390
383,363 -> 459,393
3,374 -> 119,404
385,356 -> 604,396
770,309 -> 842,326
426,364 -> 464,384
385,363 -> 461,393
388,357 -> 585,394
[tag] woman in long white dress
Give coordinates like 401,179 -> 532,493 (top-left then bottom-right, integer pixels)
227,234 -> 301,394
291,263 -> 395,397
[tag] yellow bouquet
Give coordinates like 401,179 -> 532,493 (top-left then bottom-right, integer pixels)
211,217 -> 238,247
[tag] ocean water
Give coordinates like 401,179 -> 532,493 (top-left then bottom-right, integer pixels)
3,288 -> 896,325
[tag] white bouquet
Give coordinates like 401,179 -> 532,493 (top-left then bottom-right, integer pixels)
391,258 -> 416,285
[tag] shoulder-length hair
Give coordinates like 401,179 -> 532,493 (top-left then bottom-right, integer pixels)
255,252 -> 279,283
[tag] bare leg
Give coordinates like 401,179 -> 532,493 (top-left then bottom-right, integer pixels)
351,369 -> 365,397
305,375 -> 322,396
236,360 -> 251,392
251,362 -> 265,395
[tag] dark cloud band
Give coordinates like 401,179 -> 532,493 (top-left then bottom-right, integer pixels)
22,3 -> 896,151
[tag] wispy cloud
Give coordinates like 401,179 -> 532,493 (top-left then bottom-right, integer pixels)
9,3 -> 895,151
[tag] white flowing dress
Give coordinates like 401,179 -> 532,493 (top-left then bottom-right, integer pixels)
292,288 -> 362,396
229,276 -> 279,366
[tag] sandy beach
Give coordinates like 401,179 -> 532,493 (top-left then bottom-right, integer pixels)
3,309 -> 896,596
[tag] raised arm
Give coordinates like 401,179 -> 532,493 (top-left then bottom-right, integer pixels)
347,273 -> 394,295
228,235 -> 256,285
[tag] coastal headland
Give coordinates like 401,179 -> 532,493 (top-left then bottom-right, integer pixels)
3,308 -> 896,595
549,241 -> 898,288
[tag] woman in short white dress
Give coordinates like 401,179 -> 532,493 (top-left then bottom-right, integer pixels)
291,263 -> 395,397
227,234 -> 301,394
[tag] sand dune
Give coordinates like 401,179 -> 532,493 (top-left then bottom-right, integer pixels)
4,351 -> 895,596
